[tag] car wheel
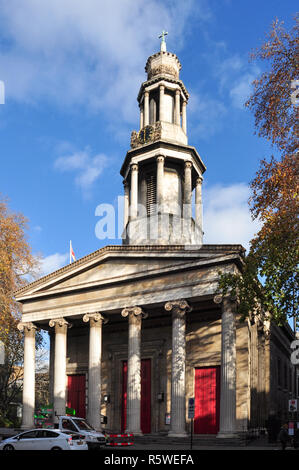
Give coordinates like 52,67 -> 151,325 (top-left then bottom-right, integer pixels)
51,446 -> 62,451
3,444 -> 15,451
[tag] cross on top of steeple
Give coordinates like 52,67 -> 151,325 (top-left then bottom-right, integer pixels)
159,30 -> 168,52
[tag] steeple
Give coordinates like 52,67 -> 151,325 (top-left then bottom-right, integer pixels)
120,40 -> 206,246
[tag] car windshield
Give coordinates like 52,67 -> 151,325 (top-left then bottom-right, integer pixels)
73,419 -> 94,431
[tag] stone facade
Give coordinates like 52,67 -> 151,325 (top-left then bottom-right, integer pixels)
15,42 -> 296,436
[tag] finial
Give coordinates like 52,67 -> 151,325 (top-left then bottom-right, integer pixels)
159,30 -> 168,52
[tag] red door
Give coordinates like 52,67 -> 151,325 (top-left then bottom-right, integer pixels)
194,367 -> 220,434
67,375 -> 86,418
121,359 -> 151,433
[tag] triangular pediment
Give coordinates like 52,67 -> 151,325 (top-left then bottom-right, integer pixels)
15,244 -> 244,301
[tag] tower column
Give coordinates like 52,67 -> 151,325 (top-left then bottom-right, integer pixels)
139,104 -> 144,130
49,318 -> 71,422
165,300 -> 191,437
144,92 -> 149,126
195,175 -> 203,244
83,313 -> 108,430
175,90 -> 180,125
183,161 -> 192,221
123,180 -> 129,233
214,295 -> 237,437
159,85 -> 165,122
18,322 -> 36,429
121,306 -> 147,435
130,163 -> 139,220
156,155 -> 165,211
182,100 -> 187,134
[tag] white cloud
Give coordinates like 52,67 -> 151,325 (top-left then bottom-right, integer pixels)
0,0 -> 210,123
39,252 -> 69,276
54,147 -> 108,196
202,183 -> 261,250
188,91 -> 227,138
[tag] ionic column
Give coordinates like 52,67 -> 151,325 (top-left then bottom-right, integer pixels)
195,175 -> 203,244
139,104 -> 144,130
130,163 -> 139,220
183,161 -> 192,221
123,180 -> 129,232
214,295 -> 237,437
182,100 -> 187,134
156,155 -> 165,211
49,318 -> 71,422
144,92 -> 149,126
165,300 -> 192,436
18,322 -> 37,429
121,306 -> 147,435
83,313 -> 108,430
159,85 -> 165,122
175,90 -> 181,125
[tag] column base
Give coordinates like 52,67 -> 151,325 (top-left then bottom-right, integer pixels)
126,430 -> 143,437
216,431 -> 238,439
168,431 -> 188,438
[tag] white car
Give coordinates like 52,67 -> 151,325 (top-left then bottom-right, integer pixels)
0,429 -> 88,451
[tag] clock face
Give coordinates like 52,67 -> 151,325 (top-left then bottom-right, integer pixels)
139,125 -> 153,143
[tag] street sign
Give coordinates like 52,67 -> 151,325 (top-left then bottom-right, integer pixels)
188,398 -> 195,419
289,399 -> 298,412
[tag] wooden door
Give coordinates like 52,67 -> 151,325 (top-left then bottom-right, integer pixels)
194,367 -> 220,434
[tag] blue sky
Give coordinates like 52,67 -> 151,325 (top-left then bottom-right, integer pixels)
0,0 -> 296,277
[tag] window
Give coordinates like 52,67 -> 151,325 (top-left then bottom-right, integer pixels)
146,173 -> 157,215
36,430 -> 59,438
19,431 -> 37,439
61,419 -> 77,432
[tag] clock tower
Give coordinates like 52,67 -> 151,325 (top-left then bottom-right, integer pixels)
121,36 -> 206,246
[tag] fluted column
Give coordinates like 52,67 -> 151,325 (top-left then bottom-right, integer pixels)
175,90 -> 180,125
130,163 -> 139,220
121,306 -> 147,435
159,85 -> 165,122
18,322 -> 37,429
83,313 -> 108,430
156,155 -> 165,211
144,92 -> 149,126
49,318 -> 71,422
165,299 -> 191,436
214,295 -> 237,437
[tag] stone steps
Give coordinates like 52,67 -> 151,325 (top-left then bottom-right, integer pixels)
134,434 -> 245,447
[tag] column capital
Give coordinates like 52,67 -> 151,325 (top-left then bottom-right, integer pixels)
123,179 -> 129,188
213,294 -> 237,306
165,299 -> 192,318
159,84 -> 165,91
131,163 -> 138,172
175,89 -> 181,95
17,322 -> 37,333
49,318 -> 72,329
156,154 -> 165,163
196,175 -> 203,185
184,160 -> 192,170
144,90 -> 149,97
121,306 -> 148,319
83,312 -> 108,325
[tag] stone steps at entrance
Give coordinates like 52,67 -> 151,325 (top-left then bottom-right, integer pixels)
134,434 -> 245,447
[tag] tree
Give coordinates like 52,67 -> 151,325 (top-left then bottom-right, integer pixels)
219,17 -> 299,325
0,197 -> 41,425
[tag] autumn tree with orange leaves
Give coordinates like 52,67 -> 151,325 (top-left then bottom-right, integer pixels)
219,17 -> 298,326
0,198 -> 41,425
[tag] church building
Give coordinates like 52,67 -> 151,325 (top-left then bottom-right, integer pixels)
16,36 -> 295,438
